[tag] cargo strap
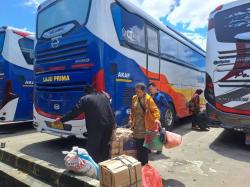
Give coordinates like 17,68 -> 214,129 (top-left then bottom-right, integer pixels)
114,156 -> 139,187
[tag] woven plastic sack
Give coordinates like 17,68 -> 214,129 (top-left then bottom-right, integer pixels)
165,131 -> 182,149
142,164 -> 163,187
63,147 -> 99,179
143,130 -> 163,151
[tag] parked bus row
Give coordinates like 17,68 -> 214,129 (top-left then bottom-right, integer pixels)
1,0 -> 249,144
33,0 -> 205,138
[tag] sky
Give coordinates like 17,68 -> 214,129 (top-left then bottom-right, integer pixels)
0,0 -> 236,50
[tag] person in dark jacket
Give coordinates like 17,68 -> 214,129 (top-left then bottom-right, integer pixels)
54,85 -> 116,163
148,82 -> 168,126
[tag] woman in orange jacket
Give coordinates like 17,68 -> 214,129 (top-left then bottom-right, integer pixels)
129,83 -> 161,165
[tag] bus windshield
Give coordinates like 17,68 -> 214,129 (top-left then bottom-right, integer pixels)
0,32 -> 5,53
37,0 -> 91,38
215,3 -> 250,43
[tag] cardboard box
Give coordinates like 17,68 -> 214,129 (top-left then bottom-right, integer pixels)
99,155 -> 141,187
110,128 -> 137,158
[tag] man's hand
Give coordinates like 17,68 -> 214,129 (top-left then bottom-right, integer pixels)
54,117 -> 61,124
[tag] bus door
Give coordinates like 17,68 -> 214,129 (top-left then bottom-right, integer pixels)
146,25 -> 160,81
16,37 -> 34,120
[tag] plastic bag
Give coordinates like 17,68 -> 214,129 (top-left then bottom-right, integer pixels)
63,147 -> 99,179
165,131 -> 182,149
143,130 -> 163,151
142,164 -> 163,187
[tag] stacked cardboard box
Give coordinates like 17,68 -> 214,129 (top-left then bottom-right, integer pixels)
110,128 -> 137,158
99,155 -> 141,187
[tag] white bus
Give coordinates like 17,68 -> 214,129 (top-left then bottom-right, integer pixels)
34,0 -> 205,138
205,0 -> 250,142
0,27 -> 34,122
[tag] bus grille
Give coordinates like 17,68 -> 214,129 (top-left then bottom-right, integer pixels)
218,47 -> 250,60
35,40 -> 88,64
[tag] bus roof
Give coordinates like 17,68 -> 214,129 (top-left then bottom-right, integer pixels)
116,0 -> 206,55
0,26 -> 34,39
39,0 -> 205,55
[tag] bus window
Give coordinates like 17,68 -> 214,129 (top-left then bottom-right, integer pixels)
214,3 -> 250,43
178,42 -> 191,65
112,4 -> 146,51
37,0 -> 91,38
190,51 -> 205,70
147,26 -> 159,54
160,31 -> 178,61
0,32 -> 5,53
18,38 -> 34,65
147,25 -> 160,80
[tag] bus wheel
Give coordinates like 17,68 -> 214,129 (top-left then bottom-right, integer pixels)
163,104 -> 175,131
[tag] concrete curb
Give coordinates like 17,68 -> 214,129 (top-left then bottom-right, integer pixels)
0,170 -> 28,187
0,148 -> 100,187
0,162 -> 51,187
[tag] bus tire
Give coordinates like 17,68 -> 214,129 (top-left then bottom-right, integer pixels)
162,104 -> 176,131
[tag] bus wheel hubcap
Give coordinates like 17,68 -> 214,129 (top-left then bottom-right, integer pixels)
165,109 -> 173,127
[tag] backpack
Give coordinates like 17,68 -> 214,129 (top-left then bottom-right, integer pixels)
188,95 -> 198,112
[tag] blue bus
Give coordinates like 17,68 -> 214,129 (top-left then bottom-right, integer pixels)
0,27 -> 34,122
34,0 -> 205,138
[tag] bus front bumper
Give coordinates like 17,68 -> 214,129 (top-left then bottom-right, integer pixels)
33,108 -> 87,139
206,103 -> 250,133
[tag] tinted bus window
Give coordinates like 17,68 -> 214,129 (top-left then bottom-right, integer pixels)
37,0 -> 91,38
112,4 -> 146,51
178,42 -> 191,64
0,32 -> 5,53
160,31 -> 178,61
196,53 -> 206,70
19,38 -> 34,65
214,3 -> 250,43
190,50 -> 198,67
147,26 -> 159,54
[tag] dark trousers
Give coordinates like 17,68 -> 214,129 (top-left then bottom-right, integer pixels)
87,125 -> 113,163
135,138 -> 148,166
192,111 -> 199,127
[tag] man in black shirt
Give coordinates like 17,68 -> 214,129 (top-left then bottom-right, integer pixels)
54,85 -> 116,163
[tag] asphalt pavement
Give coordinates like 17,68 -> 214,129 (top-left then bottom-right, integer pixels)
0,120 -> 249,187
